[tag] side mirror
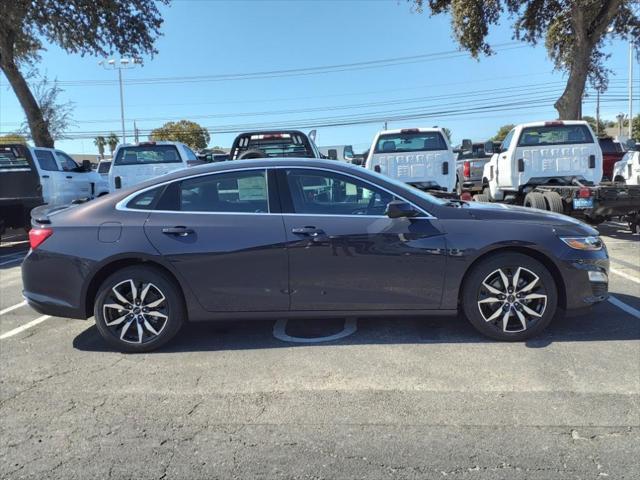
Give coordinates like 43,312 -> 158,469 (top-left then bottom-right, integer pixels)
82,159 -> 92,171
461,139 -> 472,151
385,200 -> 419,219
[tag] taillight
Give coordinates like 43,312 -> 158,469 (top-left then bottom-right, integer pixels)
578,187 -> 592,198
29,228 -> 53,250
463,161 -> 471,178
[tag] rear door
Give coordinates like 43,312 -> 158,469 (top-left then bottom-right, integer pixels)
143,168 -> 289,312
279,167 -> 447,311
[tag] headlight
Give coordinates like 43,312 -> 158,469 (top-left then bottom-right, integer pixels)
560,236 -> 603,251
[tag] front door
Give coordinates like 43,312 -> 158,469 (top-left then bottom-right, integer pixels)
143,168 -> 289,312
278,168 -> 447,311
32,149 -> 61,204
55,151 -> 93,200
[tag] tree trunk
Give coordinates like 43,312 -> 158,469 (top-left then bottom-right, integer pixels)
0,48 -> 54,147
554,49 -> 589,120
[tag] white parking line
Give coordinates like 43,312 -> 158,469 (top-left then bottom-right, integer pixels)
608,296 -> 640,319
273,318 -> 358,343
610,268 -> 640,285
0,301 -> 27,316
0,315 -> 51,340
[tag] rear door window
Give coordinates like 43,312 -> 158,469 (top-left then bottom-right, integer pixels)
34,150 -> 59,172
114,145 -> 182,165
98,161 -> 112,174
374,132 -> 447,153
518,124 -> 594,147
178,170 -> 268,213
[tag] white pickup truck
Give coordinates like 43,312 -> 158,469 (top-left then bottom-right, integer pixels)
478,120 -> 640,224
0,144 -> 109,239
612,149 -> 640,186
364,127 -> 456,193
109,141 -> 201,191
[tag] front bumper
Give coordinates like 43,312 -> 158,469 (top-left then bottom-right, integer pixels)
559,251 -> 609,310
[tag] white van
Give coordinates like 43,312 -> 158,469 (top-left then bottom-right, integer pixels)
109,141 -> 200,191
30,147 -> 109,205
612,150 -> 640,186
364,128 -> 455,192
482,121 -> 602,201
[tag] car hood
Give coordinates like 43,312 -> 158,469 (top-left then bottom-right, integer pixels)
463,201 -> 598,235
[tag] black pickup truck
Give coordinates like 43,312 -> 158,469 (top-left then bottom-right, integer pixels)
0,144 -> 43,241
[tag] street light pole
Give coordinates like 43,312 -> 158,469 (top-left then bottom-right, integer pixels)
629,41 -> 634,139
99,58 -> 138,144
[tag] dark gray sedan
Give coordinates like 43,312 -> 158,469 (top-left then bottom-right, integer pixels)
22,159 -> 609,352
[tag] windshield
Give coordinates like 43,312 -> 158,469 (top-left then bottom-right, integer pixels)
231,133 -> 314,159
374,131 -> 447,154
0,146 -> 31,171
114,145 -> 182,166
518,124 -> 594,147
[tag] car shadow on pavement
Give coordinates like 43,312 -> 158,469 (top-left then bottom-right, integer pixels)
597,222 -> 639,241
73,293 -> 640,353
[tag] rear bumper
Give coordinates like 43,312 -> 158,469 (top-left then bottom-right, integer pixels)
0,198 -> 43,230
461,180 -> 483,192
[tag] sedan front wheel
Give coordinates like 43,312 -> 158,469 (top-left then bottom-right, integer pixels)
462,253 -> 558,341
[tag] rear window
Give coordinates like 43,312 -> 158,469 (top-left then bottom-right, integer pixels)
518,125 -> 594,147
0,146 -> 31,171
98,161 -> 112,174
374,132 -> 447,154
231,133 -> 314,159
114,145 -> 182,166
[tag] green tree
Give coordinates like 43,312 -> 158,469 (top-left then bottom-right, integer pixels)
20,75 -> 74,142
582,115 -> 606,137
408,1 -> 639,120
492,124 -> 515,142
0,133 -> 28,145
0,0 -> 168,148
94,136 -> 107,159
150,120 -> 210,150
107,133 -> 120,156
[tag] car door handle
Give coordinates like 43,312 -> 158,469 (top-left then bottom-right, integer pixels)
42,175 -> 49,179
162,226 -> 194,237
66,175 -> 73,179
292,226 -> 325,235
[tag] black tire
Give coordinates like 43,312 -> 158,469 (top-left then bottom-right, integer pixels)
94,265 -> 185,352
238,149 -> 267,160
473,193 -> 490,203
523,191 -> 547,210
543,191 -> 564,214
455,177 -> 463,196
461,253 -> 558,341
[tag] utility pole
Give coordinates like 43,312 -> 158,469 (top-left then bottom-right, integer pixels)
630,41 -> 634,138
99,58 -> 140,144
596,90 -> 600,136
383,121 -> 388,130
133,120 -> 139,143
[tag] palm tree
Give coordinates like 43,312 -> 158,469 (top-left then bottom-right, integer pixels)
107,132 -> 119,157
94,135 -> 106,159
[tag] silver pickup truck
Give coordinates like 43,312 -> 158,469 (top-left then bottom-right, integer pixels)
455,140 -> 500,195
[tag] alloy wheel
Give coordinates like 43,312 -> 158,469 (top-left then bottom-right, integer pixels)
102,279 -> 169,344
477,267 -> 547,333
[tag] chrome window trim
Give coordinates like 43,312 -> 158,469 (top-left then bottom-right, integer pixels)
115,165 -> 437,219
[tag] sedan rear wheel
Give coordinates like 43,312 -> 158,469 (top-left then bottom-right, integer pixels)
462,253 -> 557,341
94,266 -> 185,352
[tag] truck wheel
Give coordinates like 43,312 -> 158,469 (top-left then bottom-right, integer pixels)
473,193 -> 491,203
462,253 -> 558,341
455,177 -> 462,195
523,192 -> 547,210
542,191 -> 564,214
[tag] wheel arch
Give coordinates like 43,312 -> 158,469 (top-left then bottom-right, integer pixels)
83,256 -> 187,318
458,246 -> 567,310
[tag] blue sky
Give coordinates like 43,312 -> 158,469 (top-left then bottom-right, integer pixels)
0,0 -> 633,155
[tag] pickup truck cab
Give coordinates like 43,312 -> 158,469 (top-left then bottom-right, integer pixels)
229,130 -> 322,160
365,127 -> 455,192
482,121 -> 602,201
109,141 -> 201,191
0,144 -> 109,239
318,145 -> 355,162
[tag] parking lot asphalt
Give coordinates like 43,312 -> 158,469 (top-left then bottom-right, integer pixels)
0,223 -> 638,479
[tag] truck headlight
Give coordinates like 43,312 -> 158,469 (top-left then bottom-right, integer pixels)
560,236 -> 603,251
